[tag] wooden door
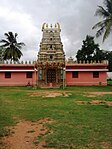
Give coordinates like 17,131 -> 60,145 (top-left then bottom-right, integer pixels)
47,69 -> 56,83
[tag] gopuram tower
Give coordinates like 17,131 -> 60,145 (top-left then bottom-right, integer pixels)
37,23 -> 65,87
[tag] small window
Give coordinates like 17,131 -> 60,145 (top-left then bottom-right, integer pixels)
26,72 -> 32,78
93,71 -> 99,78
72,72 -> 78,78
50,55 -> 53,60
50,45 -> 52,49
5,72 -> 11,78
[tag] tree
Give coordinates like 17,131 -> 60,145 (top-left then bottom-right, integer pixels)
76,35 -> 112,71
92,0 -> 112,42
0,32 -> 25,61
107,51 -> 112,71
0,47 -> 4,62
76,35 -> 105,61
94,49 -> 107,61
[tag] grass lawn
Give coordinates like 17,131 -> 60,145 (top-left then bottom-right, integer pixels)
0,86 -> 112,149
107,79 -> 112,86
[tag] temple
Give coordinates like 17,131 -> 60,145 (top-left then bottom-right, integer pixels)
37,23 -> 65,87
0,23 -> 108,87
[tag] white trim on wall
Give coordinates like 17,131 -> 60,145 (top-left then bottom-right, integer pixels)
66,69 -> 108,72
0,70 -> 37,72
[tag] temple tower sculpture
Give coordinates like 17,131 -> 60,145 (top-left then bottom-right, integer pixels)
37,23 -> 65,87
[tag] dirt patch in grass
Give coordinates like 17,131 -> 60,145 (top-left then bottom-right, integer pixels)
86,92 -> 112,97
107,102 -> 112,106
28,90 -> 71,98
84,142 -> 112,149
101,142 -> 112,149
76,100 -> 112,106
0,118 -> 54,149
90,100 -> 106,105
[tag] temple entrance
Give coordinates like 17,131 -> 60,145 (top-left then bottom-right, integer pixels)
37,23 -> 65,87
47,69 -> 56,83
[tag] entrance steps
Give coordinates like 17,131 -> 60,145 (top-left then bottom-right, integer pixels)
38,82 -> 62,88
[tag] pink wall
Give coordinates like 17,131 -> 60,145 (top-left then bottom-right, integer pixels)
0,72 -> 37,86
0,64 -> 35,70
66,65 -> 107,69
66,71 -> 107,86
0,63 -> 108,86
0,64 -> 38,86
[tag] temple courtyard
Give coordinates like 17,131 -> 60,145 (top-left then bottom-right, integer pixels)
0,86 -> 112,149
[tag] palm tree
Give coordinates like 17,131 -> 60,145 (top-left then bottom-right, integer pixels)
0,32 -> 25,61
92,0 -> 112,42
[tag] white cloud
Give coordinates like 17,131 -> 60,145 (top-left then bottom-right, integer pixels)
0,0 -> 111,61
0,5 -> 40,60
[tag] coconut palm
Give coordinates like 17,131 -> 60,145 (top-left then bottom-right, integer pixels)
0,32 -> 25,61
92,0 -> 112,42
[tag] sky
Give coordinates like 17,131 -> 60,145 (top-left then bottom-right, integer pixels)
0,0 -> 112,61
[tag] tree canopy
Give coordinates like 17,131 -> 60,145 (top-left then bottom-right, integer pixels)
92,0 -> 112,42
0,47 -> 4,62
76,35 -> 112,71
76,35 -> 106,61
0,32 -> 25,62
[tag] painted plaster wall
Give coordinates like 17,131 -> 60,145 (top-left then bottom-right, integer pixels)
66,71 -> 107,86
0,72 -> 36,86
0,63 -> 107,86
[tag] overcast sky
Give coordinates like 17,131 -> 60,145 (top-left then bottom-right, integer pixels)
0,0 -> 112,61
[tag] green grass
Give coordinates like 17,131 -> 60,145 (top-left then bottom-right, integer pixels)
107,80 -> 112,86
0,86 -> 112,148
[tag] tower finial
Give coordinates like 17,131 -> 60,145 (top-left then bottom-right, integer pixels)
55,24 -> 57,28
57,23 -> 61,31
42,23 -> 46,31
